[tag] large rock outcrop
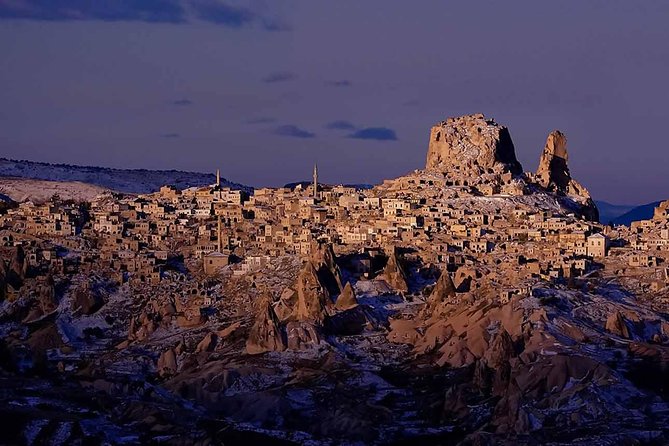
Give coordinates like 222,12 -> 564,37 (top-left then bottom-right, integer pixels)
535,130 -> 599,221
426,114 -> 523,176
535,130 -> 571,193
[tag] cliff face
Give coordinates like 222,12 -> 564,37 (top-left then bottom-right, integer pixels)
425,114 -> 523,176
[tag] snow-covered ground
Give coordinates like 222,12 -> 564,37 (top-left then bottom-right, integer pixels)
0,158 -> 251,194
0,177 -> 108,203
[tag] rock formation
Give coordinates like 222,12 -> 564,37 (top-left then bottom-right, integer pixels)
292,261 -> 332,323
380,249 -> 409,293
7,245 -> 28,289
422,270 -> 457,316
246,292 -> 286,354
23,275 -> 58,323
605,310 -> 631,339
309,242 -> 344,297
426,114 -> 523,175
335,282 -> 358,311
71,283 -> 105,315
535,130 -> 599,221
157,348 -> 178,377
195,332 -> 218,353
535,131 -> 571,193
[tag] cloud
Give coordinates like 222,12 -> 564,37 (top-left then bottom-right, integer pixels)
326,80 -> 352,87
262,71 -> 296,83
273,125 -> 315,139
0,0 -> 290,30
191,0 -> 254,27
0,0 -> 186,23
172,99 -> 193,106
261,18 -> 291,32
325,120 -> 356,131
161,133 -> 181,138
348,127 -> 398,141
246,117 -> 276,124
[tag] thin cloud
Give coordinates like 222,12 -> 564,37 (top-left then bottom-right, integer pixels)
325,120 -> 356,131
262,18 -> 292,32
262,72 -> 297,83
0,0 -> 290,30
348,127 -> 398,141
0,0 -> 186,23
191,1 -> 254,27
161,133 -> 181,138
172,99 -> 193,106
274,125 -> 315,139
326,80 -> 352,87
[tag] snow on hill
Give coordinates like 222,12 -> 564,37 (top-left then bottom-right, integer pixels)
0,158 -> 251,194
0,177 -> 109,203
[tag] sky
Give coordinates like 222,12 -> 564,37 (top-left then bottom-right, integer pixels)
0,1 -> 668,204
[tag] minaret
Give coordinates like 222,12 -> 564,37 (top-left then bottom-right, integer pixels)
216,169 -> 222,199
312,163 -> 318,199
217,215 -> 222,252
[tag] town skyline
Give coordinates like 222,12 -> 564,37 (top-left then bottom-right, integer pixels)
2,2 -> 669,203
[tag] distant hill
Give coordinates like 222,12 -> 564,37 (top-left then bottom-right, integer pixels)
610,201 -> 662,226
595,201 -> 638,224
0,158 -> 251,194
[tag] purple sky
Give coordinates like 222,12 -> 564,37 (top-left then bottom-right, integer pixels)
1,1 -> 668,204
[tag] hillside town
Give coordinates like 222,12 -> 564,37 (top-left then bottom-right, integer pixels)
2,115 -> 669,445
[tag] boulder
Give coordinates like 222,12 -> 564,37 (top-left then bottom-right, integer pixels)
157,348 -> 178,377
606,310 -> 631,339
